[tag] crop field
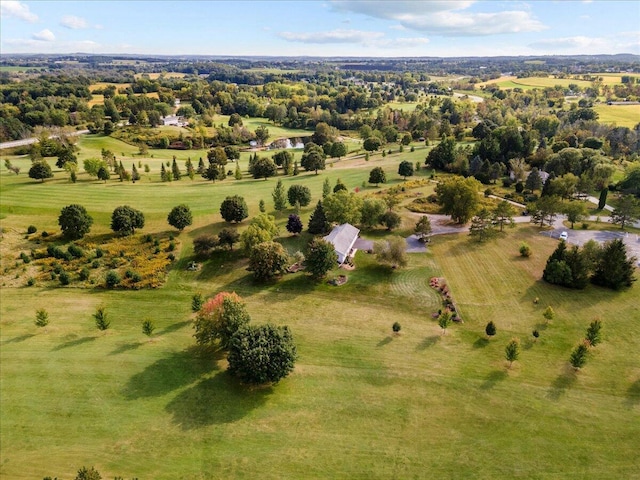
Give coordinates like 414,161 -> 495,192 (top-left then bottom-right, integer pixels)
1,135 -> 639,479
476,74 -> 640,91
593,103 -> 640,128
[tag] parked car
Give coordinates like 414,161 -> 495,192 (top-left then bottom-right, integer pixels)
559,231 -> 568,241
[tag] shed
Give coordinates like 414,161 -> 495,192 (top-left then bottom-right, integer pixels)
324,223 -> 360,264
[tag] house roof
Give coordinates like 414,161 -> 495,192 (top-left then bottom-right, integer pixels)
324,223 -> 360,260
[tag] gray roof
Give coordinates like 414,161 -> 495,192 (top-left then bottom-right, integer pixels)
324,223 -> 360,262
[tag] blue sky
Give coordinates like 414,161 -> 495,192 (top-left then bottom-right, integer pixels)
1,1 -> 639,57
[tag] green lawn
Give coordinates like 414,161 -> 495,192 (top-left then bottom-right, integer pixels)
593,103 -> 640,128
1,137 -> 639,479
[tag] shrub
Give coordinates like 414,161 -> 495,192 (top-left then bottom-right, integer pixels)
20,252 -> 31,264
35,309 -> 49,327
93,306 -> 110,330
59,271 -> 70,285
519,242 -> 532,257
26,277 -> 35,287
142,319 -> 155,337
67,244 -> 84,258
91,260 -> 100,269
392,322 -> 401,333
95,248 -> 104,258
41,231 -> 49,237
191,292 -> 204,312
27,225 -> 37,234
105,270 -> 121,288
79,267 -> 90,281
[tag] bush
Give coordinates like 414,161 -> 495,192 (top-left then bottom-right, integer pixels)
105,270 -> 121,288
41,231 -> 49,237
59,271 -> 70,285
27,225 -> 37,234
519,242 -> 532,257
484,188 -> 493,197
95,248 -> 104,258
392,322 -> 401,333
20,252 -> 31,264
91,260 -> 100,269
26,277 -> 35,287
67,244 -> 84,258
191,292 -> 204,312
93,306 -> 110,330
79,267 -> 90,281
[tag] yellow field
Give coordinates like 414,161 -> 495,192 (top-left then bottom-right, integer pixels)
477,73 -> 640,91
593,103 -> 640,128
88,82 -> 159,107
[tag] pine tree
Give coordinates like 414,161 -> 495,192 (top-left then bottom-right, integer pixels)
322,177 -> 331,198
197,157 -> 205,174
505,338 -> 520,367
234,162 -> 242,180
272,179 -> 287,212
585,319 -> 602,346
160,163 -> 170,182
131,163 -> 140,182
172,157 -> 181,181
118,161 -> 126,182
186,158 -> 195,180
591,239 -> 637,289
308,201 -> 330,234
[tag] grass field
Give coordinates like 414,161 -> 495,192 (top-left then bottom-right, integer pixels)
476,73 -> 640,91
593,103 -> 640,128
1,136 -> 639,479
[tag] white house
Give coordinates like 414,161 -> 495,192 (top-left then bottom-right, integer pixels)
323,223 -> 360,264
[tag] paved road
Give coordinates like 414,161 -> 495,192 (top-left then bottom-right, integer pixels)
0,130 -> 90,150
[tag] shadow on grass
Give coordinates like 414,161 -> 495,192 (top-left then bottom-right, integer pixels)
165,371 -> 272,429
51,335 -> 97,351
159,320 -> 191,335
377,336 -> 393,347
480,370 -> 508,390
473,337 -> 489,349
122,345 -> 222,400
626,378 -> 640,408
416,335 -> 440,350
547,367 -> 578,401
1,333 -> 35,345
109,341 -> 143,356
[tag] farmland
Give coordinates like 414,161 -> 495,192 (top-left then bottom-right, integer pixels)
1,132 -> 639,478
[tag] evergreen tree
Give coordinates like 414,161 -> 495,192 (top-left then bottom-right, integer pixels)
171,157 -> 181,181
469,208 -> 495,242
505,338 -> 520,367
569,343 -> 589,370
308,201 -> 330,234
234,161 -> 242,180
322,177 -> 331,198
585,319 -> 603,346
197,157 -> 205,174
591,239 -> 637,290
160,163 -> 170,182
131,163 -> 140,182
186,158 -> 195,180
525,167 -> 542,193
272,179 -> 287,212
597,187 -> 608,210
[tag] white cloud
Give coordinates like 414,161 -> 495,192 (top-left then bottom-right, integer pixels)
330,0 -> 546,36
0,1 -> 38,22
278,29 -> 384,44
61,15 -> 88,29
31,29 -> 56,42
4,38 -> 99,51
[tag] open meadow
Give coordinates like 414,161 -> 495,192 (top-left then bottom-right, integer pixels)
1,135 -> 639,479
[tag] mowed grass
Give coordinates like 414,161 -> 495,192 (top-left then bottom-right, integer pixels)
1,136 -> 639,478
593,103 -> 640,128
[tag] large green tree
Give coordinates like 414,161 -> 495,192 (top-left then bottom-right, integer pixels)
414,215 -> 432,241
360,198 -> 387,230
193,292 -> 251,349
493,200 -> 515,232
305,238 -> 337,279
252,157 -> 278,180
220,195 -> 248,223
398,161 -> 414,180
28,161 -> 53,182
374,236 -> 408,269
300,144 -> 326,174
167,204 -> 193,231
227,324 -> 297,385
591,239 -> 637,290
110,205 -> 144,235
287,184 -> 312,207
435,176 -> 481,224
58,204 -> 93,240
323,190 -> 363,225
308,201 -> 330,234
610,195 -> 640,229
368,167 -> 387,187
248,241 -> 289,281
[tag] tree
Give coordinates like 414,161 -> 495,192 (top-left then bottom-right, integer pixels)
171,158 -> 182,181
111,205 -> 144,235
131,163 -> 140,182
74,466 -> 102,480
398,161 -> 414,180
286,214 -> 303,235
529,196 -> 561,227
56,147 -> 77,169
392,322 -> 402,334
28,161 -> 53,182
360,198 -> 387,229
249,241 -> 289,281
272,150 -> 293,169
252,157 -> 278,180
93,306 -> 110,330
435,176 -> 481,224
363,137 -> 382,152
287,184 -> 312,207
585,319 -> 602,346
305,238 -> 337,279
220,195 -> 248,223
412,216 -> 432,243
375,236 -> 407,269
322,178 -> 331,198
192,292 -> 204,312
563,201 -> 588,229
167,204 -> 193,231
193,292 -> 251,348
333,178 -> 347,193
207,147 -> 228,167
218,228 -> 240,250
193,234 -> 218,256
525,168 -> 542,193
426,136 -> 456,170
505,338 -> 520,367
272,179 -> 288,212
380,211 -> 402,231
224,145 -> 241,161
610,195 -> 640,229
255,126 -> 269,146
185,157 -> 195,180
569,343 -> 589,370
331,142 -> 348,159
308,201 -> 330,234
492,201 -> 515,232
368,167 -> 387,187
241,214 -> 279,253
97,165 -> 110,182
485,321 -> 496,338
35,308 -> 49,328
597,188 -> 609,210
300,145 -> 326,174
591,239 -> 637,290
227,324 -> 297,385
58,204 -> 93,240
543,306 -> 555,322
142,319 -> 155,337
469,208 -> 496,242
519,242 -> 532,257
202,163 -> 223,182
438,310 -> 452,334
323,191 -> 363,225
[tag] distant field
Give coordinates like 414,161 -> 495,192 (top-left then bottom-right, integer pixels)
593,103 -> 640,128
0,66 -> 44,73
477,74 -> 640,91
134,72 -> 187,80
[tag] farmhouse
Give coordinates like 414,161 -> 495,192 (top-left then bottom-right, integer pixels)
323,223 -> 360,264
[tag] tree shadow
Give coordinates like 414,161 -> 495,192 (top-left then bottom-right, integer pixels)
626,378 -> 640,408
416,335 -> 440,350
122,345 -> 222,400
377,336 -> 393,347
165,371 -> 272,429
480,370 -> 508,390
1,333 -> 35,345
109,341 -> 143,356
473,337 -> 489,349
51,336 -> 96,351
159,320 -> 191,335
547,367 -> 578,401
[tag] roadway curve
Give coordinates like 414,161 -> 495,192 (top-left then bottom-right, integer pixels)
0,129 -> 90,150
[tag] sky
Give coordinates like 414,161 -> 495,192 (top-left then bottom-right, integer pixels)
1,0 -> 639,57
